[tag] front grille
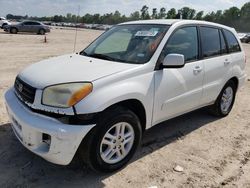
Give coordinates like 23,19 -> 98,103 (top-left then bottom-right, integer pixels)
14,77 -> 36,104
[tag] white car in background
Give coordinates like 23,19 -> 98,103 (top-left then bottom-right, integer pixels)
0,17 -> 11,28
5,19 -> 246,172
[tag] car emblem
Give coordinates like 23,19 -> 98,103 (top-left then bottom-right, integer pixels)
18,83 -> 23,92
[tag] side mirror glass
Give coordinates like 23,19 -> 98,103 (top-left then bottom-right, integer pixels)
162,54 -> 185,68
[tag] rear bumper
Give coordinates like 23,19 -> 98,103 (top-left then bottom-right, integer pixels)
4,88 -> 95,165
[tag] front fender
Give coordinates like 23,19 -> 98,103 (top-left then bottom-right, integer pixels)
74,73 -> 154,129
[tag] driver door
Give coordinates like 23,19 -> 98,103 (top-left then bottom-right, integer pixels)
152,26 -> 204,125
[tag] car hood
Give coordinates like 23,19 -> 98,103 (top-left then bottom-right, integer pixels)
18,54 -> 139,89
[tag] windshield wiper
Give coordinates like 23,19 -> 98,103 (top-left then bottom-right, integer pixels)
88,53 -> 116,61
80,51 -> 127,63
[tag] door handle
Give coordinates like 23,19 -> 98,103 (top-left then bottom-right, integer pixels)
224,58 -> 231,65
193,66 -> 202,74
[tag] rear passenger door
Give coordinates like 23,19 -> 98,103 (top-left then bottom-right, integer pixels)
31,22 -> 41,33
200,26 -> 232,104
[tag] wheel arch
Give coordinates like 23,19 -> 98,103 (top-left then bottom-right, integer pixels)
228,76 -> 239,91
212,76 -> 239,106
10,27 -> 18,32
101,99 -> 147,132
39,28 -> 45,32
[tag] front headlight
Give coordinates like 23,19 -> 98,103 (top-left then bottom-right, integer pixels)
42,82 -> 93,108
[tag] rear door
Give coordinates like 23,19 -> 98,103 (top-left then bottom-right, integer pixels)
200,26 -> 232,104
31,22 -> 41,33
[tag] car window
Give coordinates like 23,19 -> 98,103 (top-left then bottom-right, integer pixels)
32,22 -> 40,25
200,27 -> 220,58
95,31 -> 132,54
219,30 -> 227,54
82,24 -> 170,64
23,22 -> 30,25
159,26 -> 198,62
23,22 -> 40,25
223,29 -> 241,53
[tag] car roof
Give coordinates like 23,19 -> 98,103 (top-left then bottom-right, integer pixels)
22,20 -> 41,23
119,19 -> 234,31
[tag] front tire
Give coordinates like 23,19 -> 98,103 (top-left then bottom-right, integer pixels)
79,106 -> 142,172
209,80 -> 237,117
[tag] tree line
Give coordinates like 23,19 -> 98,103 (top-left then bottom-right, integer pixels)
6,2 -> 250,31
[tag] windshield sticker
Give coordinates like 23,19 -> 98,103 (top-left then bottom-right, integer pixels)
150,28 -> 160,32
137,53 -> 145,57
135,30 -> 158,37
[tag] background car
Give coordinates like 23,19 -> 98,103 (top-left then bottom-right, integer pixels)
4,20 -> 50,35
238,33 -> 250,43
0,17 -> 11,29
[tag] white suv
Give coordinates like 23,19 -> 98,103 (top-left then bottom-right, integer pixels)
0,17 -> 10,28
5,19 -> 246,172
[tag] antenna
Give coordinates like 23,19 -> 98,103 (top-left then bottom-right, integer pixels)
73,5 -> 80,52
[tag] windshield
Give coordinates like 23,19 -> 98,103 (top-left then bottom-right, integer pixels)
80,24 -> 170,64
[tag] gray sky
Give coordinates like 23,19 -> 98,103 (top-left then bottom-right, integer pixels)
0,0 -> 249,17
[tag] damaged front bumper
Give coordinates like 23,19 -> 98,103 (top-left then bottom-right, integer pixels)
4,88 -> 95,165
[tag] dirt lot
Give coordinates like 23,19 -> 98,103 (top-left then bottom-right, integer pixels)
0,28 -> 250,188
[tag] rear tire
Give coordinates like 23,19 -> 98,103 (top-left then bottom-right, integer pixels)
38,29 -> 45,35
208,80 -> 237,117
10,27 -> 17,34
79,106 -> 142,173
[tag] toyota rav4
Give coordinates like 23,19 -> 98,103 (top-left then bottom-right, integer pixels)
5,19 -> 246,172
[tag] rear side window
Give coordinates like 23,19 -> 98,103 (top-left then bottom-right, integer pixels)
159,26 -> 198,62
200,27 -> 220,58
24,22 -> 40,25
223,29 -> 241,53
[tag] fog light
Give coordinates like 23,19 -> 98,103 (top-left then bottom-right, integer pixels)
42,133 -> 51,146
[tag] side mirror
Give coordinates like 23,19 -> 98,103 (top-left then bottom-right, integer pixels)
162,54 -> 185,68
